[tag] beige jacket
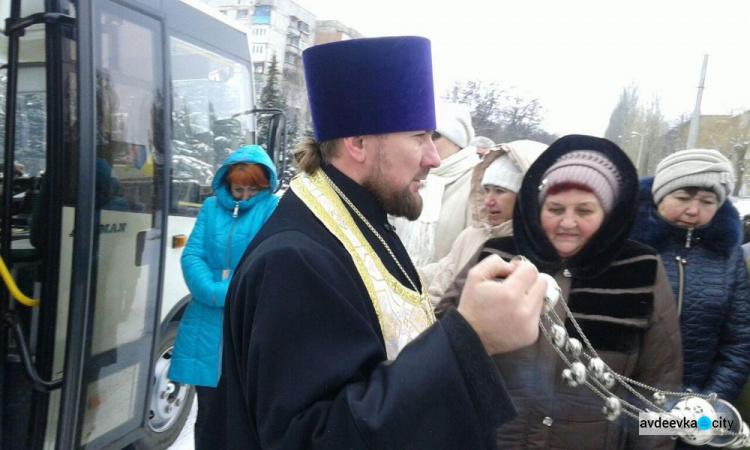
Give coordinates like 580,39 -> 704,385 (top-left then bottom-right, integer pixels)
421,140 -> 547,305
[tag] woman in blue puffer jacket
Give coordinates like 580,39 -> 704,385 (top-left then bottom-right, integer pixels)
169,145 -> 279,440
631,149 -> 750,408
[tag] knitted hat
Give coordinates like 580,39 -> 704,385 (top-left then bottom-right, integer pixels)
652,149 -> 735,205
539,150 -> 622,213
481,155 -> 522,193
303,37 -> 435,141
435,102 -> 475,149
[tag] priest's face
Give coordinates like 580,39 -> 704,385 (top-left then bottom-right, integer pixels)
362,131 -> 441,220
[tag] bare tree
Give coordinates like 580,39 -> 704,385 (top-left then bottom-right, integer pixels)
729,115 -> 750,195
604,85 -> 671,176
501,95 -> 543,142
639,98 -> 669,176
446,80 -> 505,138
604,84 -> 640,153
443,80 -> 556,144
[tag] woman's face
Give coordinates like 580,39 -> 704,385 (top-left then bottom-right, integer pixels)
483,185 -> 517,226
656,189 -> 719,228
230,184 -> 261,201
541,189 -> 605,258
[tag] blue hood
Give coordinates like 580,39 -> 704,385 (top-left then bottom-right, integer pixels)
631,177 -> 742,257
212,145 -> 279,212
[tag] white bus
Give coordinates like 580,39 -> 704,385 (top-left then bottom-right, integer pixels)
0,0 -> 285,448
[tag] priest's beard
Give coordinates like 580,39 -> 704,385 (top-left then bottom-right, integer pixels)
363,156 -> 425,221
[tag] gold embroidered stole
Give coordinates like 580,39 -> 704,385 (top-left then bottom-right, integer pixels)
291,170 -> 436,360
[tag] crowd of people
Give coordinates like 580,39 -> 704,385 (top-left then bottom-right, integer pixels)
170,35 -> 750,449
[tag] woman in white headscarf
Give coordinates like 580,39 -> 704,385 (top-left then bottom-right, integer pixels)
421,140 -> 546,306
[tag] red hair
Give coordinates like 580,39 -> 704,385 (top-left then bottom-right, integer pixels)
226,163 -> 270,189
547,181 -> 593,196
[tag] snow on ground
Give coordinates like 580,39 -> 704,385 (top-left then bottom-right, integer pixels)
168,399 -> 197,450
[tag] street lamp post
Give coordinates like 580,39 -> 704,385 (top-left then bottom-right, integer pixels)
632,131 -> 646,175
687,55 -> 709,149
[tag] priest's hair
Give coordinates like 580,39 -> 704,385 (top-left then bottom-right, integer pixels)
293,137 -> 339,174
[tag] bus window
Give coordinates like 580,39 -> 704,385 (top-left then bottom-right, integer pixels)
14,64 -> 47,177
0,63 -> 47,212
170,37 -> 254,216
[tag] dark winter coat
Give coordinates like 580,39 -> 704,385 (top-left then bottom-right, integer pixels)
201,165 -> 516,449
631,177 -> 750,403
437,135 -> 682,449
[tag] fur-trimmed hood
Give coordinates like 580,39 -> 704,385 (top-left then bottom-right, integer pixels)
630,177 -> 742,256
468,140 -> 547,229
512,135 -> 639,279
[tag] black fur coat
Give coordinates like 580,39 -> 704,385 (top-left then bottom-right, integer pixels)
437,136 -> 682,449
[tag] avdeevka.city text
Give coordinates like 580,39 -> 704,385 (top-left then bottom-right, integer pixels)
638,413 -> 734,435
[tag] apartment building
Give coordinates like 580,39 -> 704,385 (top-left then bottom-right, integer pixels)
199,1 -> 363,137
202,0 -> 315,127
314,19 -> 363,45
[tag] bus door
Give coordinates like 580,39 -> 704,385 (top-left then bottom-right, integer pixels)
1,0 -> 168,448
55,1 -> 168,448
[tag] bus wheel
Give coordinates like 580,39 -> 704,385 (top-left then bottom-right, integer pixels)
133,322 -> 195,449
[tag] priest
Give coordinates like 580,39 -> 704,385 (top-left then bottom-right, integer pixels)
203,36 -> 547,449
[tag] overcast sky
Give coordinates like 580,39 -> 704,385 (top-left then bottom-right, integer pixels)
293,0 -> 750,137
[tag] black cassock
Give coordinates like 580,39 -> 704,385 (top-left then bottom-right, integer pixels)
201,165 -> 516,449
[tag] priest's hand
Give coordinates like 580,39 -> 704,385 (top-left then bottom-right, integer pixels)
457,254 -> 545,355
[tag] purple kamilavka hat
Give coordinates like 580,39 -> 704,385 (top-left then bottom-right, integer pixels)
303,36 -> 436,141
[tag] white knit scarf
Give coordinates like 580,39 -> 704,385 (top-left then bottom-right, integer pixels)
393,147 -> 479,266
